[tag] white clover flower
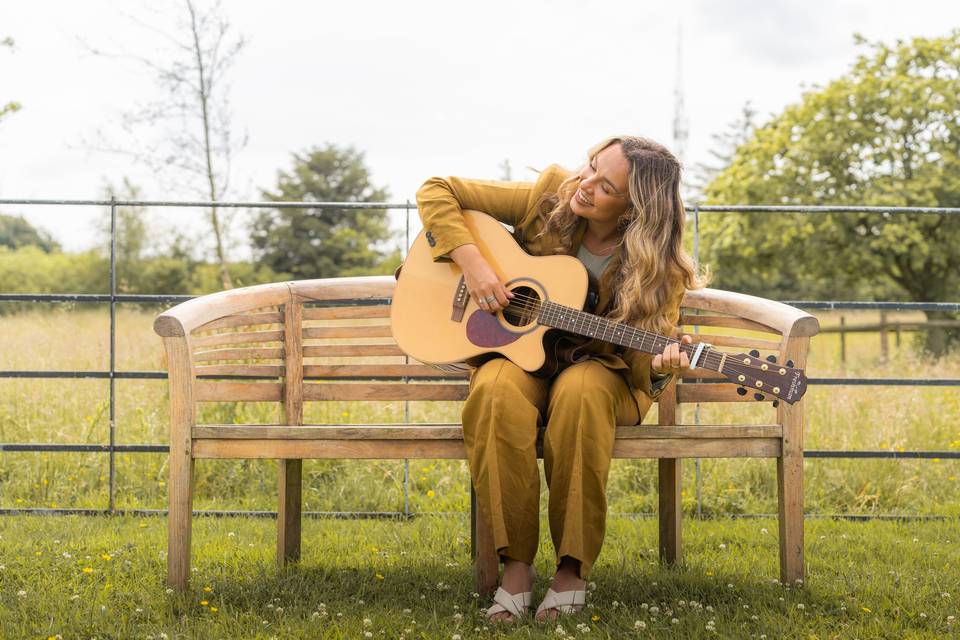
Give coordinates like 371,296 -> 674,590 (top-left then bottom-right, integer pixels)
947,615 -> 955,622
363,618 -> 372,627
761,528 -> 769,534
751,615 -> 759,621
588,581 -> 597,591
17,590 -> 27,597
364,633 -> 373,639
634,620 -> 646,630
135,607 -> 144,613
671,618 -> 679,624
453,613 -> 462,621
797,604 -> 805,610
403,608 -> 411,614
159,633 -> 168,639
942,592 -> 951,598
718,543 -> 726,550
705,605 -> 714,612
472,592 -> 479,598
649,606 -> 660,615
452,635 -> 461,640
358,599 -> 365,605
311,612 -> 320,619
920,613 -> 927,618
727,583 -> 734,589
554,625 -> 567,636
678,600 -> 686,606
612,600 -> 619,608
743,604 -> 750,609
165,588 -> 174,595
641,603 -> 649,610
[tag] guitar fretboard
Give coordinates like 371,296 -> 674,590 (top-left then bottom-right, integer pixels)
536,300 -> 723,373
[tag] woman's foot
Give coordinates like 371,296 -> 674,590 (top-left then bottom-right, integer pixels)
486,559 -> 536,623
535,557 -> 587,622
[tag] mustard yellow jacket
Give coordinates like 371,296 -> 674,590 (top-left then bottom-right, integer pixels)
415,164 -> 684,416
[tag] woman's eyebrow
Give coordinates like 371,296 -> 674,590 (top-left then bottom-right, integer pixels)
592,157 -> 626,194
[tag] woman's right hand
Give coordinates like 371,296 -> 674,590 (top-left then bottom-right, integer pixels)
449,244 -> 514,313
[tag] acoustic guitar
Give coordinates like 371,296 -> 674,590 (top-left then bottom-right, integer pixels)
390,210 -> 808,405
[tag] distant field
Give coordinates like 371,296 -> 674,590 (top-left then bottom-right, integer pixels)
0,307 -> 957,517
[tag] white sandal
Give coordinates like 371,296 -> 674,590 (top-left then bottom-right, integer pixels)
485,586 -> 533,621
535,587 -> 586,620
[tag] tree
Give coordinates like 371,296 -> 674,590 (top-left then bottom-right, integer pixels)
701,30 -> 960,354
252,144 -> 399,279
1,37 -> 21,123
688,101 -> 757,199
0,214 -> 60,252
85,0 -> 247,288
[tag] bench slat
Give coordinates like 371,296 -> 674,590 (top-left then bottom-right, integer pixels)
194,311 -> 283,333
678,384 -> 772,403
193,347 -> 284,362
302,344 -> 405,358
679,314 -> 781,334
302,325 -> 393,339
191,437 -> 781,459
191,423 -> 782,440
302,306 -> 391,320
195,364 -> 285,377
303,383 -> 468,401
302,364 -> 467,379
195,381 -> 282,402
192,329 -> 285,348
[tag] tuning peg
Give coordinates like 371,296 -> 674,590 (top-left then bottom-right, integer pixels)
754,392 -> 765,401
737,387 -> 747,396
786,360 -> 794,368
766,355 -> 777,363
772,400 -> 780,408
749,349 -> 760,357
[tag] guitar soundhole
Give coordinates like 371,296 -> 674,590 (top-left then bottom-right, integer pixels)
501,286 -> 540,328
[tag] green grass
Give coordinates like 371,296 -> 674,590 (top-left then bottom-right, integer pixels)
0,514 -> 958,639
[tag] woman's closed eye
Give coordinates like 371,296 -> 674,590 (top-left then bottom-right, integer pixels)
588,161 -> 611,194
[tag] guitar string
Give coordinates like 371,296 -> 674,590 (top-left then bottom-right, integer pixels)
496,291 -> 788,378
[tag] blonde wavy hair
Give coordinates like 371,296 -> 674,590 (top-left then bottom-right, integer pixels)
536,135 -> 707,334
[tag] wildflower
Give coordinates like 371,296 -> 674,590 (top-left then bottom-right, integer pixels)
649,606 -> 660,615
671,618 -> 679,624
101,554 -> 112,561
83,567 -> 93,573
555,626 -> 567,636
760,528 -> 768,534
165,588 -> 174,595
705,606 -> 714,612
403,608 -> 412,614
210,607 -> 219,613
942,592 -> 951,599
634,620 -> 646,630
797,604 -> 805,610
862,607 -> 871,612
364,633 -> 373,639
62,552 -> 72,559
453,612 -> 462,620
588,581 -> 597,591
375,573 -> 385,580
718,543 -> 726,550
427,490 -> 435,498
591,614 -> 600,622
35,551 -> 42,556
200,601 -> 209,606
70,595 -> 79,601
363,618 -> 373,627
135,608 -> 143,613
920,613 -> 927,618
452,635 -> 462,640
17,590 -> 27,597
203,586 -> 212,593
139,523 -> 147,528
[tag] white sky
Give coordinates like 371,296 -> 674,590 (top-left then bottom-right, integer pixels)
2,0 -> 959,257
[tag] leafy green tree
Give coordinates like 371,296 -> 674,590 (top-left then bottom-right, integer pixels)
252,144 -> 400,279
701,30 -> 960,354
0,214 -> 59,252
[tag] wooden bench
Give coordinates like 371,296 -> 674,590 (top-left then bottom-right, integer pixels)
154,276 -> 819,592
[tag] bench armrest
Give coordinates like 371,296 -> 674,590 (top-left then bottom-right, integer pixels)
681,288 -> 820,338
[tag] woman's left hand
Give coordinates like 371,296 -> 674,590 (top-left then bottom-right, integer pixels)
651,334 -> 693,375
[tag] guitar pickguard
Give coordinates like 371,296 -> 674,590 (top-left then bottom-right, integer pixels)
465,310 -> 523,348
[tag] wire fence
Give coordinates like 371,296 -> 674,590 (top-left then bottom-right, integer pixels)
0,198 -> 958,521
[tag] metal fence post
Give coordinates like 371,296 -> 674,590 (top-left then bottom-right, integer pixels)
403,199 -> 411,517
108,196 -> 117,514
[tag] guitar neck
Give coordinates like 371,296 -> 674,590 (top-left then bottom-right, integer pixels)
537,300 -> 723,373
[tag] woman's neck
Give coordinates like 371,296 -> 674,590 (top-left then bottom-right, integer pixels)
582,220 -> 621,253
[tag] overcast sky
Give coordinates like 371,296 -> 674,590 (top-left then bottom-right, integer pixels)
2,0 -> 959,256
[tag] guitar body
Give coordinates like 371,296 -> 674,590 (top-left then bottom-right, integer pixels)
391,210 -> 589,374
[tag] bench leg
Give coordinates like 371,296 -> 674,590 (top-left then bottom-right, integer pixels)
277,459 -> 302,565
168,456 -> 194,590
777,453 -> 804,583
471,483 -> 498,597
658,458 -> 682,566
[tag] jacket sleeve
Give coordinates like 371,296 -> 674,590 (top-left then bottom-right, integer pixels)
622,283 -> 687,400
414,165 -> 569,262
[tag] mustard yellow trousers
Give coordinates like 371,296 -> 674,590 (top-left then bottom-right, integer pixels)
463,357 -> 647,580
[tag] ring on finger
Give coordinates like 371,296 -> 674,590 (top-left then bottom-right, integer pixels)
484,295 -> 497,303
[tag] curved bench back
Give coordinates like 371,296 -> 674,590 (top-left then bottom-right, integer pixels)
154,277 -> 818,415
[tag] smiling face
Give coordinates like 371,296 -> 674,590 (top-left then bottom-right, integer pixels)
569,142 -> 630,225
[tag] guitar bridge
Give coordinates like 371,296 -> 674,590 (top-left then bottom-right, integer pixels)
451,276 -> 469,322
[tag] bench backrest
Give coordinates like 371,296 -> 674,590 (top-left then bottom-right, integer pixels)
154,276 -> 819,425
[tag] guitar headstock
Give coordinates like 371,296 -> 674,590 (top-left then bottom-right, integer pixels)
720,351 -> 807,405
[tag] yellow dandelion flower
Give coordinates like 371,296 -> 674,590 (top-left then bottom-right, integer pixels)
592,614 -> 600,622
210,607 -> 219,613
82,567 -> 93,573
200,600 -> 209,606
427,490 -> 435,498
203,586 -> 212,593
35,551 -> 42,557
101,554 -> 112,561
419,476 -> 427,482
862,606 -> 872,613
706,571 -> 714,576
15,498 -> 23,503
370,546 -> 379,553
139,523 -> 148,528
375,573 -> 385,580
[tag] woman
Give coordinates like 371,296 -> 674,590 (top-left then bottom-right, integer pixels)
415,135 -> 706,623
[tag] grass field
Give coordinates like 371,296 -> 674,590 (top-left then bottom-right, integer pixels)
1,307 -> 957,517
0,513 -> 958,639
